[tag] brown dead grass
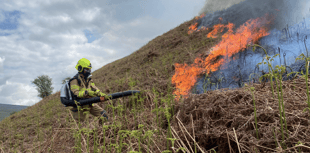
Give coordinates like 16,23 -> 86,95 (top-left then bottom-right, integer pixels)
173,76 -> 310,152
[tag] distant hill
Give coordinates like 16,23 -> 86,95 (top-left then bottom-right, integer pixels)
0,103 -> 28,122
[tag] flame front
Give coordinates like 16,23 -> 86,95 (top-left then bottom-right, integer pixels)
171,58 -> 204,100
172,15 -> 272,101
188,13 -> 205,35
188,22 -> 198,35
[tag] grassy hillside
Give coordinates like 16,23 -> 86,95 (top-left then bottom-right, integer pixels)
0,15 -> 310,153
0,17 -> 219,153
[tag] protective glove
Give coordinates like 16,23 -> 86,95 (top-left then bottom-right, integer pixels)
94,89 -> 100,95
88,91 -> 96,97
100,110 -> 108,120
84,90 -> 96,97
97,91 -> 106,97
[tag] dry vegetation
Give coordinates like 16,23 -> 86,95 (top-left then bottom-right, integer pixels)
174,76 -> 310,152
0,16 -> 310,153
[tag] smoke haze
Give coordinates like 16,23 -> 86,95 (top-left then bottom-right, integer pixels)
199,0 -> 245,14
198,0 -> 310,31
193,0 -> 310,94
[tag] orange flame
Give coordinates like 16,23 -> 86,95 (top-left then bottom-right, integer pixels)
171,58 -> 204,100
173,15 -> 272,101
203,16 -> 271,73
188,13 -> 206,34
188,22 -> 198,34
195,13 -> 206,20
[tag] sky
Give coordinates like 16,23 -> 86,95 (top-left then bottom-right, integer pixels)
0,0 -> 206,106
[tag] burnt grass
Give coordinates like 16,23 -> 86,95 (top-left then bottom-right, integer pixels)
0,16 -> 310,153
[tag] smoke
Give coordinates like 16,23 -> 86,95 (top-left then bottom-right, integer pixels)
198,0 -> 310,31
190,0 -> 310,94
198,0 -> 246,15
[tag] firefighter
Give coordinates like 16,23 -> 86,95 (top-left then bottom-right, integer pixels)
70,58 -> 108,122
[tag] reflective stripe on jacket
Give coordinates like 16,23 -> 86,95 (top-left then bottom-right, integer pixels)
70,73 -> 102,98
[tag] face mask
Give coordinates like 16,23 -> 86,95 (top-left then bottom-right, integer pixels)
84,68 -> 91,77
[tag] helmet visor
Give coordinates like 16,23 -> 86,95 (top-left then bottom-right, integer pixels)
84,68 -> 91,73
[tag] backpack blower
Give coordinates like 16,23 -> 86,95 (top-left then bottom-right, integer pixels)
60,80 -> 140,107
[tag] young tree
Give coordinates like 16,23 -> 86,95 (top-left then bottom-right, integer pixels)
62,77 -> 71,84
31,75 -> 54,99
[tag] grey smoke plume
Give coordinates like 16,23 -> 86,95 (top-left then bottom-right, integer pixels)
198,0 -> 246,15
194,0 -> 310,93
198,0 -> 310,31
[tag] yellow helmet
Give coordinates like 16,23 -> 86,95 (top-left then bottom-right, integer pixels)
75,58 -> 92,72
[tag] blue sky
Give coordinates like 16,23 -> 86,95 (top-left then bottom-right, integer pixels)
0,10 -> 21,30
0,0 -> 206,106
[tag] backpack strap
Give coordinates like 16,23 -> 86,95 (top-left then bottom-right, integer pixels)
68,73 -> 81,101
68,73 -> 81,86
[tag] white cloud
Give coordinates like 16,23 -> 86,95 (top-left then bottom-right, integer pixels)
0,81 -> 40,106
0,0 -> 205,106
0,57 -> 5,63
0,56 -> 5,73
78,7 -> 101,22
103,32 -> 119,41
0,75 -> 11,86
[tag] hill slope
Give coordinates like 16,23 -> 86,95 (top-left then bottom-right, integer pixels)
0,17 -> 219,153
0,15 -> 310,153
